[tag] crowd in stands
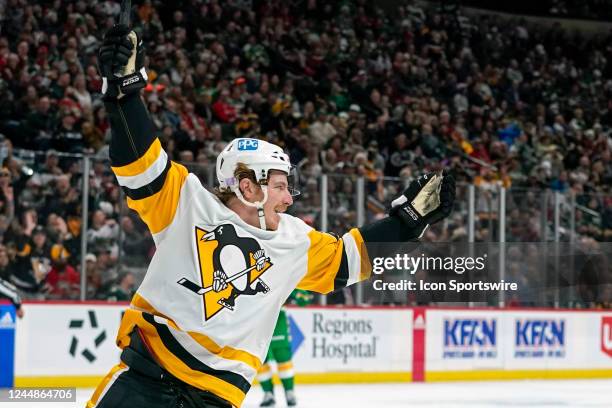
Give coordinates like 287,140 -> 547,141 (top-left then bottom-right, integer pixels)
460,0 -> 612,21
0,0 -> 610,305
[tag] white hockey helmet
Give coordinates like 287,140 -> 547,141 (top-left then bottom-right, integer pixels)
216,138 -> 295,229
216,138 -> 292,189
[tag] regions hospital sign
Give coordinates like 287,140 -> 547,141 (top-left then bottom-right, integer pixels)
286,308 -> 412,376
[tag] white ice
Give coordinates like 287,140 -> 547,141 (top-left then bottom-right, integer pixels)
3,380 -> 612,407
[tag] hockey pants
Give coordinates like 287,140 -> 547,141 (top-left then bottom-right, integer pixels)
88,329 -> 231,408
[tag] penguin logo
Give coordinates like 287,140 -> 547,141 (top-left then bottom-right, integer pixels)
177,224 -> 273,321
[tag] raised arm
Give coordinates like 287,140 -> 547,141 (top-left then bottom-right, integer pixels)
98,25 -> 188,239
297,172 -> 455,294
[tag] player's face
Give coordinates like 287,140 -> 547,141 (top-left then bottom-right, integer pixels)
263,172 -> 293,230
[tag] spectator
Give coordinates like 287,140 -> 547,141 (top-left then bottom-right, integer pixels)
105,271 -> 135,301
119,215 -> 153,267
29,226 -> 53,284
43,175 -> 78,219
0,0 -> 608,304
0,167 -> 15,235
87,209 -> 119,256
84,253 -> 103,300
44,243 -> 79,299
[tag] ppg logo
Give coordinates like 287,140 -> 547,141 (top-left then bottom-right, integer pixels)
237,139 -> 259,151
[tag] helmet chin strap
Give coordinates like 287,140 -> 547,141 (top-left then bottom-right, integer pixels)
232,185 -> 269,230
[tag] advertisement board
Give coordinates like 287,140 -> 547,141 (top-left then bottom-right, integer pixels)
0,304 -> 16,387
426,309 -> 612,380
286,307 -> 412,378
10,303 -> 612,386
14,303 -> 124,384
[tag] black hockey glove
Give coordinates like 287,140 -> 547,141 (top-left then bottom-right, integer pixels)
390,171 -> 456,238
98,24 -> 146,100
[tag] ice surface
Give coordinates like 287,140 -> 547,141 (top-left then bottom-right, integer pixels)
3,380 -> 612,408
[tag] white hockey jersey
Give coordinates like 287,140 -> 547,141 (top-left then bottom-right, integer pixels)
90,139 -> 371,407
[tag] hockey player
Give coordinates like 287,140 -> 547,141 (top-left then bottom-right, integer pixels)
258,290 -> 314,407
0,246 -> 24,319
0,278 -> 23,318
88,24 -> 455,408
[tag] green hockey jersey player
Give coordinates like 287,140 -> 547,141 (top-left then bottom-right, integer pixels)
258,290 -> 314,407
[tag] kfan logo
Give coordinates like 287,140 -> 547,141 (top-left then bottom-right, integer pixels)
237,139 -> 259,151
515,319 -> 565,358
443,318 -> 497,359
602,317 -> 612,358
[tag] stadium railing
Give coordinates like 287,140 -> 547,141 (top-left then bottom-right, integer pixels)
6,151 -> 608,307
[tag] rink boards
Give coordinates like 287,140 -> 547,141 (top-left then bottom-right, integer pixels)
9,302 -> 612,386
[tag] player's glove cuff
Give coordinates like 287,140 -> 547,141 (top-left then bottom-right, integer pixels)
390,171 -> 455,237
98,24 -> 147,101
101,68 -> 148,100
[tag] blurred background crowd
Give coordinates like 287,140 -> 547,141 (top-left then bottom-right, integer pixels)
460,0 -> 612,21
0,0 -> 610,305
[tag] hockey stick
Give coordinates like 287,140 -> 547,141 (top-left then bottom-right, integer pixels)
119,0 -> 131,26
178,255 -> 271,296
113,0 -> 132,78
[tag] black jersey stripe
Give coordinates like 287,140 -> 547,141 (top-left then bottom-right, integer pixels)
142,313 -> 251,393
332,245 -> 349,291
121,159 -> 171,200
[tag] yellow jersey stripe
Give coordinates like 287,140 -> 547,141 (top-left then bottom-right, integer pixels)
298,230 -> 344,293
87,362 -> 127,408
138,315 -> 247,407
111,138 -> 162,177
116,309 -> 142,349
188,331 -> 261,371
131,292 -> 261,371
127,162 -> 188,234
131,292 -> 156,313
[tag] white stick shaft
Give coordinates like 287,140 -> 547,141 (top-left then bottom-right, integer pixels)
201,257 -> 270,294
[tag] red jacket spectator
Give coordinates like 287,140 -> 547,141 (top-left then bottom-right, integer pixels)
212,91 -> 237,123
45,264 -> 80,299
45,244 -> 79,299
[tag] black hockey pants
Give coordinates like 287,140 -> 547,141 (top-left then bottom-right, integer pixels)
94,329 -> 232,408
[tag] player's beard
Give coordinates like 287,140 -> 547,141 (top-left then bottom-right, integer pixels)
265,204 -> 288,230
274,204 -> 288,214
